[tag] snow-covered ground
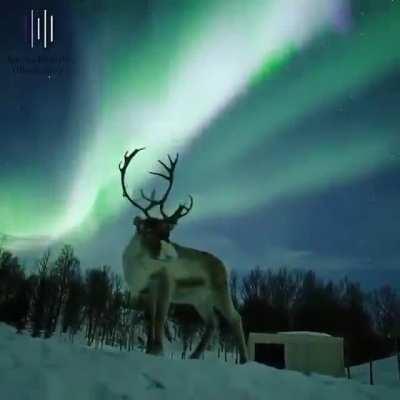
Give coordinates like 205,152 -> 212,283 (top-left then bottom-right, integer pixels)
350,355 -> 400,388
0,323 -> 399,400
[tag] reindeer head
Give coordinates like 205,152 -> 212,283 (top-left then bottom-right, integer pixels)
133,216 -> 175,242
119,148 -> 193,242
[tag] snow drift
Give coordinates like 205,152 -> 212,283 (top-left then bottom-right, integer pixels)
0,323 -> 398,400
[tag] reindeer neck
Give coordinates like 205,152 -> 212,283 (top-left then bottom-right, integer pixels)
130,233 -> 162,259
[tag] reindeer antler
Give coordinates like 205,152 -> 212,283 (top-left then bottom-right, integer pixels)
167,195 -> 194,223
119,148 -> 194,222
119,147 -> 155,217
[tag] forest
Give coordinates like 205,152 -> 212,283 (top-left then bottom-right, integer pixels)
0,244 -> 399,366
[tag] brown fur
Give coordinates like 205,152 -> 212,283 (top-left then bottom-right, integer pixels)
172,243 -> 229,290
175,277 -> 206,288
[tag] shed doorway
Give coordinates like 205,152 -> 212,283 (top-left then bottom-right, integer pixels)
255,343 -> 286,369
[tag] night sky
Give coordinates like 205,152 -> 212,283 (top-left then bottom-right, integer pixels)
1,0 -> 399,290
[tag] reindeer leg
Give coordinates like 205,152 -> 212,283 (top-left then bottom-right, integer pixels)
145,281 -> 158,354
144,312 -> 153,354
152,269 -> 173,356
227,310 -> 248,364
215,297 -> 248,364
190,305 -> 217,359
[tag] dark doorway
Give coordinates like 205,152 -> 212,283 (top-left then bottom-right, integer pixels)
255,343 -> 286,369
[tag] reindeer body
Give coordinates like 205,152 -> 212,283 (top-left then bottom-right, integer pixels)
123,234 -> 228,307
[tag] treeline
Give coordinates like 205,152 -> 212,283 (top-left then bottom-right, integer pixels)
0,245 -> 399,365
0,245 -> 140,351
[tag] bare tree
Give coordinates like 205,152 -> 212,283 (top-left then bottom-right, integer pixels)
369,285 -> 400,337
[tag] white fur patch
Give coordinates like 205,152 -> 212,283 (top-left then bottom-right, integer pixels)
158,240 -> 178,261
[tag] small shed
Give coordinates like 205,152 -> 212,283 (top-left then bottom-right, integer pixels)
248,331 -> 345,377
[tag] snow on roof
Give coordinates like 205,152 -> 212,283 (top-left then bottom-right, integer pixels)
278,331 -> 332,337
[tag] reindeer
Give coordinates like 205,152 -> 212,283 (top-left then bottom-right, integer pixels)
119,148 -> 248,363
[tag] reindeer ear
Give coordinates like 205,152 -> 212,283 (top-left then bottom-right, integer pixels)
163,221 -> 176,232
133,216 -> 142,227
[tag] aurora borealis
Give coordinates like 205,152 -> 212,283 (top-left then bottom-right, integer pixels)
1,1 -> 400,288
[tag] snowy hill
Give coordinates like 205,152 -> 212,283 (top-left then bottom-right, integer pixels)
0,323 -> 399,400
